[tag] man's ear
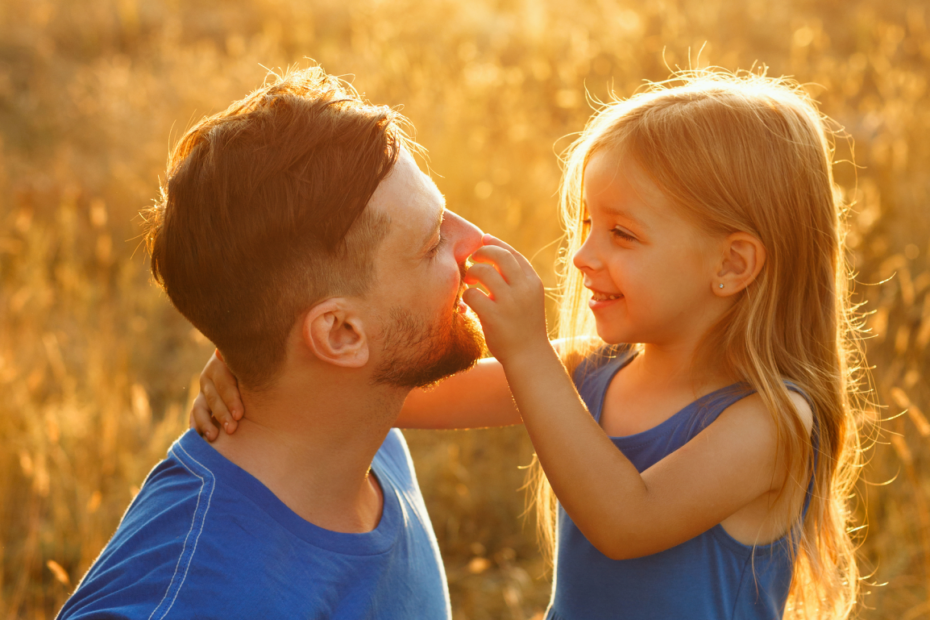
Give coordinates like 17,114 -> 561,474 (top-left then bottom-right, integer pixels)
713,232 -> 766,296
301,299 -> 369,368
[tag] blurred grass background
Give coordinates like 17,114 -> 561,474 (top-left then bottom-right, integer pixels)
1,0 -> 928,618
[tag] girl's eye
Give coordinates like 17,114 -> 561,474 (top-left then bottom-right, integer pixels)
427,235 -> 445,259
611,227 -> 636,242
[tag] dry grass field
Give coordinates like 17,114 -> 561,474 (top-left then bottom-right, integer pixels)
1,0 -> 928,618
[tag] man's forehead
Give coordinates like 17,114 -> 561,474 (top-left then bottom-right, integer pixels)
422,173 -> 444,204
400,150 -> 443,199
369,149 -> 445,244
402,153 -> 444,213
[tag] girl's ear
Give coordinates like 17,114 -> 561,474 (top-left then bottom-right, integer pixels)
714,232 -> 766,296
301,299 -> 369,368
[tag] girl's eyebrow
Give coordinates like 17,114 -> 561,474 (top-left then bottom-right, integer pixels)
587,199 -> 649,230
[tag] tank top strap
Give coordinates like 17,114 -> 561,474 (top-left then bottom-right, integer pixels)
572,344 -> 638,421
698,383 -> 756,412
683,383 -> 757,439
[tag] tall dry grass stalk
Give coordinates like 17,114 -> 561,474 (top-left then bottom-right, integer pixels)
1,0 -> 929,618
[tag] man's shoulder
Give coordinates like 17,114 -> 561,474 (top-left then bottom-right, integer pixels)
57,432 -> 298,619
59,430 -> 449,620
373,428 -> 415,480
378,428 -> 411,462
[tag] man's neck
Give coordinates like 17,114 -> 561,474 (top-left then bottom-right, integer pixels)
210,371 -> 407,534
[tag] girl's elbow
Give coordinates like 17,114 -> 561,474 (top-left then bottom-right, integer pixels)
588,528 -> 658,561
598,543 -> 645,562
599,546 -> 629,562
588,532 -> 639,561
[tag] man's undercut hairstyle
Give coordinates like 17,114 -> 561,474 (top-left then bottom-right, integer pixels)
145,66 -> 412,390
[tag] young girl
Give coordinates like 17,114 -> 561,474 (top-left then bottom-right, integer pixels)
193,71 -> 864,619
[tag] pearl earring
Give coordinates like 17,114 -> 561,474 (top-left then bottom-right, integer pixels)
718,283 -> 724,289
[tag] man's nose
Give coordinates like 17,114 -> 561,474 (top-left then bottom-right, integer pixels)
445,210 -> 484,263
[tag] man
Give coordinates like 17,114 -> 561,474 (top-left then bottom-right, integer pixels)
58,66 -> 485,619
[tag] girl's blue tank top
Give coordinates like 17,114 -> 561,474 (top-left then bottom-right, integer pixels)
547,346 -> 814,620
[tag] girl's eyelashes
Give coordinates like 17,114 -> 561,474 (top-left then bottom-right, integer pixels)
610,227 -> 636,242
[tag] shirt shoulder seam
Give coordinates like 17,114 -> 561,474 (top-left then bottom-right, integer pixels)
147,442 -> 216,620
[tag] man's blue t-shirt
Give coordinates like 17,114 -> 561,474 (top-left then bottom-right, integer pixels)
57,429 -> 450,620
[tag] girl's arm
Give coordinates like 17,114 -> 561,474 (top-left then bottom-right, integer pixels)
190,340 -> 525,439
397,338 -> 582,429
396,356 -> 522,428
464,236 -> 808,560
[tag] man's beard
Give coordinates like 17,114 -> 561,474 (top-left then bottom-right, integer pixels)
372,290 -> 486,389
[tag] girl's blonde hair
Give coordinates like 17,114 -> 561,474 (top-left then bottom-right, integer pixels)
532,69 -> 866,619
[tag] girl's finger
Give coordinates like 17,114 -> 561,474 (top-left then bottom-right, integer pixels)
202,380 -> 237,434
481,233 -> 518,253
462,286 -> 494,316
206,353 -> 244,420
469,245 -> 523,284
190,394 -> 220,441
214,375 -> 243,421
466,262 -> 509,299
481,234 -> 537,279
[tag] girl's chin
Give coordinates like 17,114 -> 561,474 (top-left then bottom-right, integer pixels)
593,324 -> 629,346
597,326 -> 628,345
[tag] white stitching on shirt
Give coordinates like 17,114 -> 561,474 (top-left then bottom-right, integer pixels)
147,442 -> 216,620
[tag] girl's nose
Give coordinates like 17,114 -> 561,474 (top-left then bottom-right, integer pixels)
444,210 -> 484,264
572,234 -> 600,273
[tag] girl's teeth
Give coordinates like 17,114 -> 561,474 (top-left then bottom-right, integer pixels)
593,293 -> 622,301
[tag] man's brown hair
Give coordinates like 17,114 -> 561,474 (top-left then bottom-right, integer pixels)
145,66 -> 409,389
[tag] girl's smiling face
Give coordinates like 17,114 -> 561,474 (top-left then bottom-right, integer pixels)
573,149 -> 727,347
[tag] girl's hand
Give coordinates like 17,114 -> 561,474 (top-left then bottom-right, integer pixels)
463,235 -> 550,365
190,350 -> 244,441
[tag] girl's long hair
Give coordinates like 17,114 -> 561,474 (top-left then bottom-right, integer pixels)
532,70 -> 867,619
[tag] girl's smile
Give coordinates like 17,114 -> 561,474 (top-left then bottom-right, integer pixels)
586,285 -> 625,310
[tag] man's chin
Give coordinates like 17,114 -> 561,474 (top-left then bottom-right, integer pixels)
372,306 -> 485,389
415,311 -> 486,388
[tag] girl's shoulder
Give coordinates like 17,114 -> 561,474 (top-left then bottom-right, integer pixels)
785,385 -> 816,435
723,380 -> 815,439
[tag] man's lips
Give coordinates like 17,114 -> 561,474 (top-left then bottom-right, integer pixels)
456,263 -> 470,314
454,283 -> 469,314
